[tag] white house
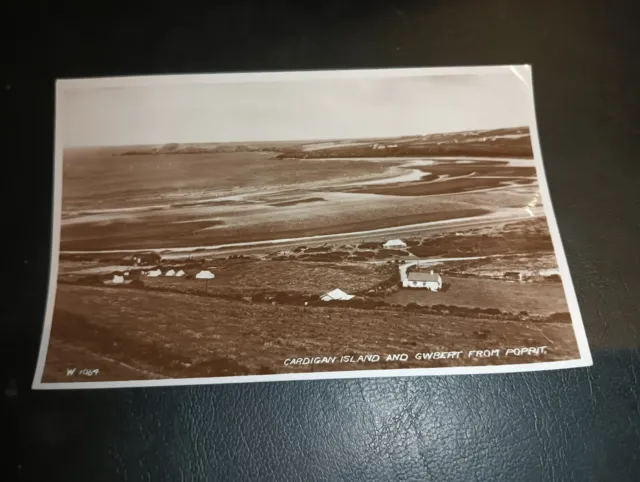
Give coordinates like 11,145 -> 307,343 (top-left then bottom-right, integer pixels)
146,269 -> 162,277
402,271 -> 442,291
320,288 -> 355,301
165,269 -> 176,277
195,270 -> 215,280
383,239 -> 407,249
175,269 -> 185,277
112,274 -> 125,284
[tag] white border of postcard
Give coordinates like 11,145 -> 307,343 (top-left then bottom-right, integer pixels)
33,65 -> 592,390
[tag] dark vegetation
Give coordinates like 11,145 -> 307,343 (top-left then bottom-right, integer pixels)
408,218 -> 553,258
358,242 -> 382,250
43,277 -> 579,382
275,127 -> 533,160
62,276 -> 570,324
48,309 -> 274,380
298,252 -> 350,262
305,246 -> 332,253
255,218 -> 553,265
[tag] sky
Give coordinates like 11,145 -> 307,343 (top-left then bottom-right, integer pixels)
62,70 -> 534,147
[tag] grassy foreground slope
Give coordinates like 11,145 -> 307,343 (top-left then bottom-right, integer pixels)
43,284 -> 580,382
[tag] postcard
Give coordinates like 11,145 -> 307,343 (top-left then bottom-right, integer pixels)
32,66 -> 592,389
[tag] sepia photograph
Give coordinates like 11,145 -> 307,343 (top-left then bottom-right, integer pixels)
33,66 -> 591,389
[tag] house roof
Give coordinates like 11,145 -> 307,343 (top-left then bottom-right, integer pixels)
384,239 -> 406,245
321,288 -> 354,300
407,272 -> 441,282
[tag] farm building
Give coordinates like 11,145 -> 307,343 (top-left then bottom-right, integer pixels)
195,270 -> 215,280
383,239 -> 407,248
320,288 -> 355,301
402,271 -> 443,291
146,269 -> 162,277
112,274 -> 125,284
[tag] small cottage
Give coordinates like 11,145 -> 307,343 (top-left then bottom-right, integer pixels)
112,274 -> 125,284
402,271 -> 442,291
383,239 -> 407,249
320,288 -> 355,301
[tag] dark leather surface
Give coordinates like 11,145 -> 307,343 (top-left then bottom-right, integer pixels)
3,2 -> 640,480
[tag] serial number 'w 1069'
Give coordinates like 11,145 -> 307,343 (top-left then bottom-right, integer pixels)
66,368 -> 99,377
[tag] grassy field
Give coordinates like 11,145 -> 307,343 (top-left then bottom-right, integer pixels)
42,284 -> 580,382
439,253 -> 560,279
407,217 -> 554,258
385,276 -> 569,315
141,260 -> 395,296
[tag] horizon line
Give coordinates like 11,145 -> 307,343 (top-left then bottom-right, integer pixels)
63,125 -> 531,149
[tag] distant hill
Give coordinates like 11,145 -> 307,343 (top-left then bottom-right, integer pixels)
280,127 -> 533,159
115,127 -> 532,159
116,143 -> 283,156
